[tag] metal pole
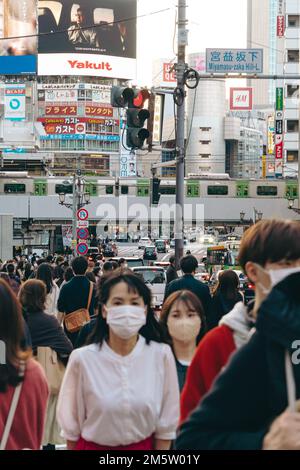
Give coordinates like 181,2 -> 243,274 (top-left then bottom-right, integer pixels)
175,0 -> 188,268
72,173 -> 77,257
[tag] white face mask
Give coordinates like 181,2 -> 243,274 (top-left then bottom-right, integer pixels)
255,263 -> 300,295
106,305 -> 146,340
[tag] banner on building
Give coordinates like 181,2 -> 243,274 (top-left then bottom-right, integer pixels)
206,49 -> 263,73
267,115 -> 275,155
0,0 -> 37,74
37,0 -> 137,79
4,85 -> 26,121
62,225 -> 73,248
230,88 -> 253,110
120,147 -> 136,177
277,16 -> 285,37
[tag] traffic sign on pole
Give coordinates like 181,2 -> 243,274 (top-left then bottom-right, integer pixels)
76,242 -> 89,256
77,208 -> 89,221
77,228 -> 89,240
77,220 -> 89,228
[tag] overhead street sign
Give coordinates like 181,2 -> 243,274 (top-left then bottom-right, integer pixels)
206,49 -> 263,74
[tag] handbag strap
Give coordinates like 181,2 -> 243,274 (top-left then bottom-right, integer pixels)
0,362 -> 25,450
86,282 -> 93,311
285,350 -> 296,412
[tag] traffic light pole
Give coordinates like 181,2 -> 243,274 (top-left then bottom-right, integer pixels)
175,0 -> 188,269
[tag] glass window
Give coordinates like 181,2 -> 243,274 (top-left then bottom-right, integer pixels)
106,185 -> 114,195
55,184 -> 73,194
257,186 -> 278,196
121,186 -> 129,195
288,50 -> 299,63
4,184 -> 26,194
287,151 -> 298,163
287,120 -> 299,133
159,187 -> 176,195
287,85 -> 299,98
207,185 -> 228,196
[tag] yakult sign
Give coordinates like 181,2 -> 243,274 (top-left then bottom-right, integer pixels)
38,0 -> 137,79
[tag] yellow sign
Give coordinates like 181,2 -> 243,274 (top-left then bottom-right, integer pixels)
262,155 -> 267,178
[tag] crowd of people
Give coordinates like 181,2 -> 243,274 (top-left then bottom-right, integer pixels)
1,219 -> 300,451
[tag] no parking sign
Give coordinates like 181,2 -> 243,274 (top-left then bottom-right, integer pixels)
77,228 -> 89,241
76,243 -> 89,256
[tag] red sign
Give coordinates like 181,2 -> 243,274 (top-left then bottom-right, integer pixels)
45,123 -> 86,135
77,228 -> 89,241
77,208 -> 89,221
277,16 -> 285,37
230,88 -> 253,110
38,117 -> 119,126
45,106 -> 77,116
85,106 -> 113,117
275,141 -> 283,159
76,243 -> 89,256
163,63 -> 176,83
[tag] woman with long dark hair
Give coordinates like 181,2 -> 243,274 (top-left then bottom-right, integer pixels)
37,263 -> 60,317
208,270 -> 243,329
160,291 -> 206,392
0,279 -> 48,450
57,271 -> 179,451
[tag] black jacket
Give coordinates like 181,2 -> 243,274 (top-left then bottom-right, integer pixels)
208,291 -> 244,330
175,273 -> 300,450
166,265 -> 178,284
26,311 -> 73,357
164,274 -> 212,318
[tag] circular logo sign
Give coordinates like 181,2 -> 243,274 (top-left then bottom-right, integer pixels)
77,228 -> 89,241
76,242 -> 89,256
10,98 -> 21,110
76,123 -> 85,133
77,208 -> 89,221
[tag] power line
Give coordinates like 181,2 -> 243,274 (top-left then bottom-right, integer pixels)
0,7 -> 173,42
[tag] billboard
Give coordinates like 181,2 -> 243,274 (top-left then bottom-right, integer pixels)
230,88 -> 253,111
38,0 -> 137,79
0,0 -> 37,74
4,85 -> 26,120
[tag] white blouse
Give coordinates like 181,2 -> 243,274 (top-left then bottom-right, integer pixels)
45,283 -> 60,317
56,336 -> 180,446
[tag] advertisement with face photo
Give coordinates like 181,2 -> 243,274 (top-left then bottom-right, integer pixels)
0,0 -> 37,74
38,0 -> 137,79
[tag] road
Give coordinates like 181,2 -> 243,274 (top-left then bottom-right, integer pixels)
115,243 -> 208,262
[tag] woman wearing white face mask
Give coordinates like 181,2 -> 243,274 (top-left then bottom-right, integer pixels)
57,271 -> 180,451
160,291 -> 206,391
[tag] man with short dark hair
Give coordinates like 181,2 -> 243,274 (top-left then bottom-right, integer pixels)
68,7 -> 99,47
164,255 -> 211,317
176,219 -> 300,450
58,256 -> 96,345
166,255 -> 178,285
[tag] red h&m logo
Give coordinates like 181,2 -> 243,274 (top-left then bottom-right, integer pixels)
230,88 -> 253,111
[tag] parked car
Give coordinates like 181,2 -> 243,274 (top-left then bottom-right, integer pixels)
143,246 -> 158,261
195,264 -> 210,283
138,237 -> 152,249
155,239 -> 169,253
132,267 -> 166,308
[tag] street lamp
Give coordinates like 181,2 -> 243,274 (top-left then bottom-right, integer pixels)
287,198 -> 300,214
256,210 -> 263,222
59,193 -> 66,204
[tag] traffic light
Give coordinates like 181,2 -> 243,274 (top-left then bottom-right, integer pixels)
111,86 -> 138,108
126,88 -> 151,150
126,108 -> 150,149
151,178 -> 161,205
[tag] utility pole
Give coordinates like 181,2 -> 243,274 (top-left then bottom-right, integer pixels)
175,0 -> 188,268
72,173 -> 77,257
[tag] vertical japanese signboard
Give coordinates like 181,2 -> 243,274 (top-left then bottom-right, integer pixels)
275,88 -> 284,177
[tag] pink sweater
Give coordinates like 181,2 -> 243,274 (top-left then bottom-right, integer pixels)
0,359 -> 49,450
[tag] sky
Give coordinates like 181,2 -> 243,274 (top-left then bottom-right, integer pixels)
136,0 -> 248,86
